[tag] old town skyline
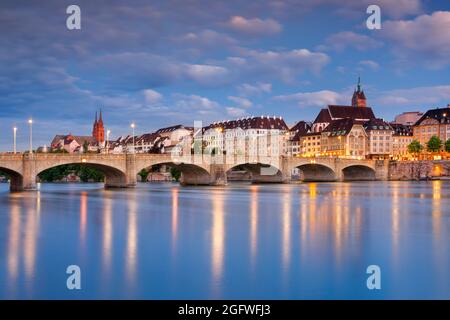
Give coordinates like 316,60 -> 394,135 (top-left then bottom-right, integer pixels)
1,1 -> 450,151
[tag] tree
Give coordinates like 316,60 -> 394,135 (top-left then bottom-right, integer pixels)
426,136 -> 443,152
170,167 -> 181,182
445,139 -> 450,153
407,139 -> 423,155
138,169 -> 150,182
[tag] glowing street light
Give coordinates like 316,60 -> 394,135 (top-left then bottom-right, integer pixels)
131,122 -> 136,154
13,126 -> 17,154
28,118 -> 33,154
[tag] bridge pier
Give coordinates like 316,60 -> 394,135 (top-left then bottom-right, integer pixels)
22,154 -> 37,191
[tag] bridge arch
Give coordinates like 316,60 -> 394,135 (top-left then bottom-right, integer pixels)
295,163 -> 337,182
36,162 -> 129,188
0,167 -> 24,192
342,165 -> 376,181
226,162 -> 283,183
136,161 -> 212,185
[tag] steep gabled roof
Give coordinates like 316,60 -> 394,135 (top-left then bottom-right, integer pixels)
207,116 -> 289,131
328,105 -> 375,121
390,123 -> 413,136
313,109 -> 332,124
414,107 -> 450,126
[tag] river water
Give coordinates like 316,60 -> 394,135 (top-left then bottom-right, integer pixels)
0,181 -> 449,299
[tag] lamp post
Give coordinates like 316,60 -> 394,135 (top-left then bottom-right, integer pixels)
28,118 -> 33,154
131,122 -> 136,154
13,126 -> 17,154
106,129 -> 111,154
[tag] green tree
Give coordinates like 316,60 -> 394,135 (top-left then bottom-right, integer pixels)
170,167 -> 181,182
445,139 -> 450,153
407,139 -> 423,155
138,169 -> 150,182
426,135 -> 443,152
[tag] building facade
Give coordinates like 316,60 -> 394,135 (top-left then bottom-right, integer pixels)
413,107 -> 450,148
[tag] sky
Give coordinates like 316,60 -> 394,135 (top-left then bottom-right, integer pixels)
1,0 -> 450,151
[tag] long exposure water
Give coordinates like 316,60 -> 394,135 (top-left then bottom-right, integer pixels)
0,181 -> 449,299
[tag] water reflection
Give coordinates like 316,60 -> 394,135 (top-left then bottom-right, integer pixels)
211,189 -> 225,295
126,193 -> 138,286
102,195 -> 113,275
171,187 -> 179,254
249,185 -> 258,270
0,181 -> 450,299
7,201 -> 21,287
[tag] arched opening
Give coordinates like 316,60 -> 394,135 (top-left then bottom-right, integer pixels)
37,163 -> 128,188
0,168 -> 24,192
296,164 -> 337,182
227,163 -> 283,183
342,165 -> 376,181
137,162 -> 212,185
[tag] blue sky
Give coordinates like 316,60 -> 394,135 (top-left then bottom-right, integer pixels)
1,0 -> 450,151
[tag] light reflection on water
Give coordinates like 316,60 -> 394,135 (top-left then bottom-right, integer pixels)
0,181 -> 449,299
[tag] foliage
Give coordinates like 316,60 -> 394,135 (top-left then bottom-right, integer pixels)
426,136 -> 443,152
407,140 -> 423,154
38,164 -> 104,182
445,139 -> 450,153
138,168 -> 150,182
170,167 -> 182,182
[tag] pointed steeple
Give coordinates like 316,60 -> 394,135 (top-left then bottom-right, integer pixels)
352,76 -> 367,108
94,111 -> 98,124
99,109 -> 103,124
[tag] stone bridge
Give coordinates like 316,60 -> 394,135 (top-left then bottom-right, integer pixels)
0,153 -> 389,192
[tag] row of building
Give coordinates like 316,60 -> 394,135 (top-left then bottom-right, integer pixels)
49,80 -> 450,160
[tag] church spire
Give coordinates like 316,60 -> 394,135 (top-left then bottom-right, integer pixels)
352,76 -> 367,108
99,109 -> 103,124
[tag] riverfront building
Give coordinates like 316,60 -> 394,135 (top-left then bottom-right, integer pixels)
412,107 -> 450,149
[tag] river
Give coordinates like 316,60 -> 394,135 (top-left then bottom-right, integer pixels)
0,181 -> 449,299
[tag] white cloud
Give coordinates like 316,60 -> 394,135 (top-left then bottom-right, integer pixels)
232,48 -> 330,83
227,96 -> 253,108
174,94 -> 220,111
237,82 -> 272,96
319,31 -> 383,52
273,90 -> 346,107
358,60 -> 380,71
184,64 -> 229,85
381,11 -> 450,68
177,29 -> 237,48
376,85 -> 450,107
226,107 -> 248,117
227,16 -> 282,36
143,89 -> 163,104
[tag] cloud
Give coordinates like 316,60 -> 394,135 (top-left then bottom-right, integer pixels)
358,60 -> 380,71
229,48 -> 330,83
319,31 -> 383,52
227,16 -> 282,36
227,96 -> 253,108
174,94 -> 220,112
176,29 -> 237,50
273,90 -> 347,107
143,89 -> 163,104
183,64 -> 230,86
381,11 -> 450,68
226,107 -> 248,117
237,82 -> 272,96
376,85 -> 450,107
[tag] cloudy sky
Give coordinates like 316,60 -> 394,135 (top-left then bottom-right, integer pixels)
1,0 -> 450,150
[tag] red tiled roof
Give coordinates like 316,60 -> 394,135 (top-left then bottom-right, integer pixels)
322,118 -> 365,136
313,109 -> 332,124
327,105 -> 375,120
208,116 -> 289,131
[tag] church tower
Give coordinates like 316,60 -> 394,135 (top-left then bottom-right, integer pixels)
351,77 -> 367,108
92,110 -> 105,143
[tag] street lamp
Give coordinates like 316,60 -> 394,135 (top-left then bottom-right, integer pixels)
106,129 -> 111,154
13,126 -> 17,154
130,122 -> 136,154
28,118 -> 33,154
